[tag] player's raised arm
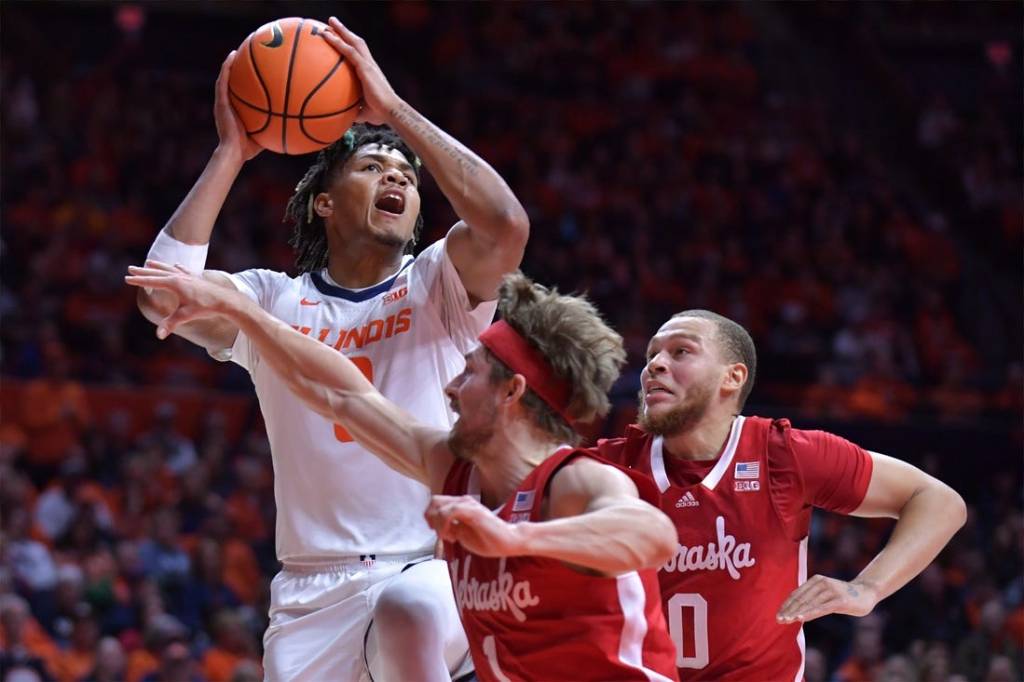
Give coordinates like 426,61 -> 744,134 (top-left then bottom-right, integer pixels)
126,262 -> 452,489
321,18 -> 528,303
776,452 -> 966,624
427,458 -> 677,576
136,51 -> 262,353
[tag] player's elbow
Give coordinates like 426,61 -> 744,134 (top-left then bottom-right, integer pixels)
487,205 -> 529,258
502,205 -> 530,248
943,484 -> 967,532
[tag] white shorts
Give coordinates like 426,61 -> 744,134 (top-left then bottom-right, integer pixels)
263,557 -> 470,682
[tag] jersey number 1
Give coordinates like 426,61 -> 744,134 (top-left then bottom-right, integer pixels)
667,592 -> 709,669
333,357 -> 374,442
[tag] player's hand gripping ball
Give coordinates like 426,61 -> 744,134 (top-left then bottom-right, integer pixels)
228,17 -> 362,155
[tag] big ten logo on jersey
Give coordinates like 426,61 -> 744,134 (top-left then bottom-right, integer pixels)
383,286 -> 408,305
290,308 -> 412,352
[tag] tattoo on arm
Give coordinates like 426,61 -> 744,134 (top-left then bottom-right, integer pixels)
389,103 -> 480,177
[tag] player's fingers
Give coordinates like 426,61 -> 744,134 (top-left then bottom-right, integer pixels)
143,260 -> 180,272
776,582 -> 812,616
782,581 -> 831,615
777,581 -> 831,621
438,509 -> 464,542
124,274 -> 178,292
328,17 -> 368,56
320,25 -> 364,68
423,506 -> 445,534
158,305 -> 200,339
786,596 -> 841,624
128,265 -> 173,278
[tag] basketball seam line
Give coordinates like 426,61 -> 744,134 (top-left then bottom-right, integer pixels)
281,18 -> 306,155
229,87 -> 360,119
246,36 -> 273,135
300,55 -> 348,145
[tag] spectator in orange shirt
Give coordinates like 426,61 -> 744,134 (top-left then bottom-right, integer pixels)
20,345 -> 92,485
80,636 -> 125,682
124,614 -> 187,682
0,594 -> 58,680
834,613 -> 886,682
52,608 -> 98,682
223,458 -> 269,546
199,513 -> 260,607
140,640 -> 202,682
201,610 -> 259,682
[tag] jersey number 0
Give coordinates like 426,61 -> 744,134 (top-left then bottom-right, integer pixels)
667,592 -> 709,669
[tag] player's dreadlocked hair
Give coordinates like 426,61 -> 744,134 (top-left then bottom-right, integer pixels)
487,273 -> 627,445
284,124 -> 424,273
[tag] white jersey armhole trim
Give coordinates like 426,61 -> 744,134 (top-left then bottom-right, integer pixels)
616,572 -> 676,682
793,536 -> 809,682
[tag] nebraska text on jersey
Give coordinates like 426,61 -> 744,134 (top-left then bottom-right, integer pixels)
662,515 -> 755,579
451,555 -> 539,622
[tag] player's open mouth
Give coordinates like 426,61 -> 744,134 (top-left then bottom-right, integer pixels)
374,191 -> 405,215
645,383 -> 673,396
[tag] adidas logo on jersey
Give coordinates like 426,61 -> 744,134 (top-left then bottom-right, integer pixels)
675,491 -> 700,508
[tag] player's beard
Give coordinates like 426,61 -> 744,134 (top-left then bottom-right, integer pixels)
637,381 -> 714,436
448,403 -> 498,462
368,228 -> 408,250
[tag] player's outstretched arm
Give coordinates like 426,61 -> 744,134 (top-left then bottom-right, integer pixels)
426,458 -> 676,576
126,262 -> 453,491
776,453 -> 966,624
321,18 -> 528,303
136,51 -> 262,353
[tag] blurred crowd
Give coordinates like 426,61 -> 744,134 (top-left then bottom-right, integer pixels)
1,2 -> 1020,681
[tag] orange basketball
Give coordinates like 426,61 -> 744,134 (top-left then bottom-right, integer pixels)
228,17 -> 362,155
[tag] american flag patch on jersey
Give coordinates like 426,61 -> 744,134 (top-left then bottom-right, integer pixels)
512,490 -> 535,512
734,462 -> 760,479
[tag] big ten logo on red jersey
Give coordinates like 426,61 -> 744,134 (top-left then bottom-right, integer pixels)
290,308 -> 412,352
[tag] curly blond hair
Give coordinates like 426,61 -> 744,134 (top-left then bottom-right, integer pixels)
486,272 -> 626,444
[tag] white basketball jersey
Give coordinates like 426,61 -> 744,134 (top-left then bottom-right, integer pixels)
225,239 -> 495,563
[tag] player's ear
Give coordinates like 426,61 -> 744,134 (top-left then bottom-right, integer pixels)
723,363 -> 748,398
314,192 -> 333,218
503,374 -> 528,406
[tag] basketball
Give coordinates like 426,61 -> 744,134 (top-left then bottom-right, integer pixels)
228,17 -> 362,155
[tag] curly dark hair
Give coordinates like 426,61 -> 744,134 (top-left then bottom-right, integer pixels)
284,124 -> 424,273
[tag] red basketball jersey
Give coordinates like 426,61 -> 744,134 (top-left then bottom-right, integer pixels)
596,416 -> 873,681
442,448 -> 680,682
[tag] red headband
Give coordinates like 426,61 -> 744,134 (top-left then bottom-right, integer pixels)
478,320 -> 573,424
